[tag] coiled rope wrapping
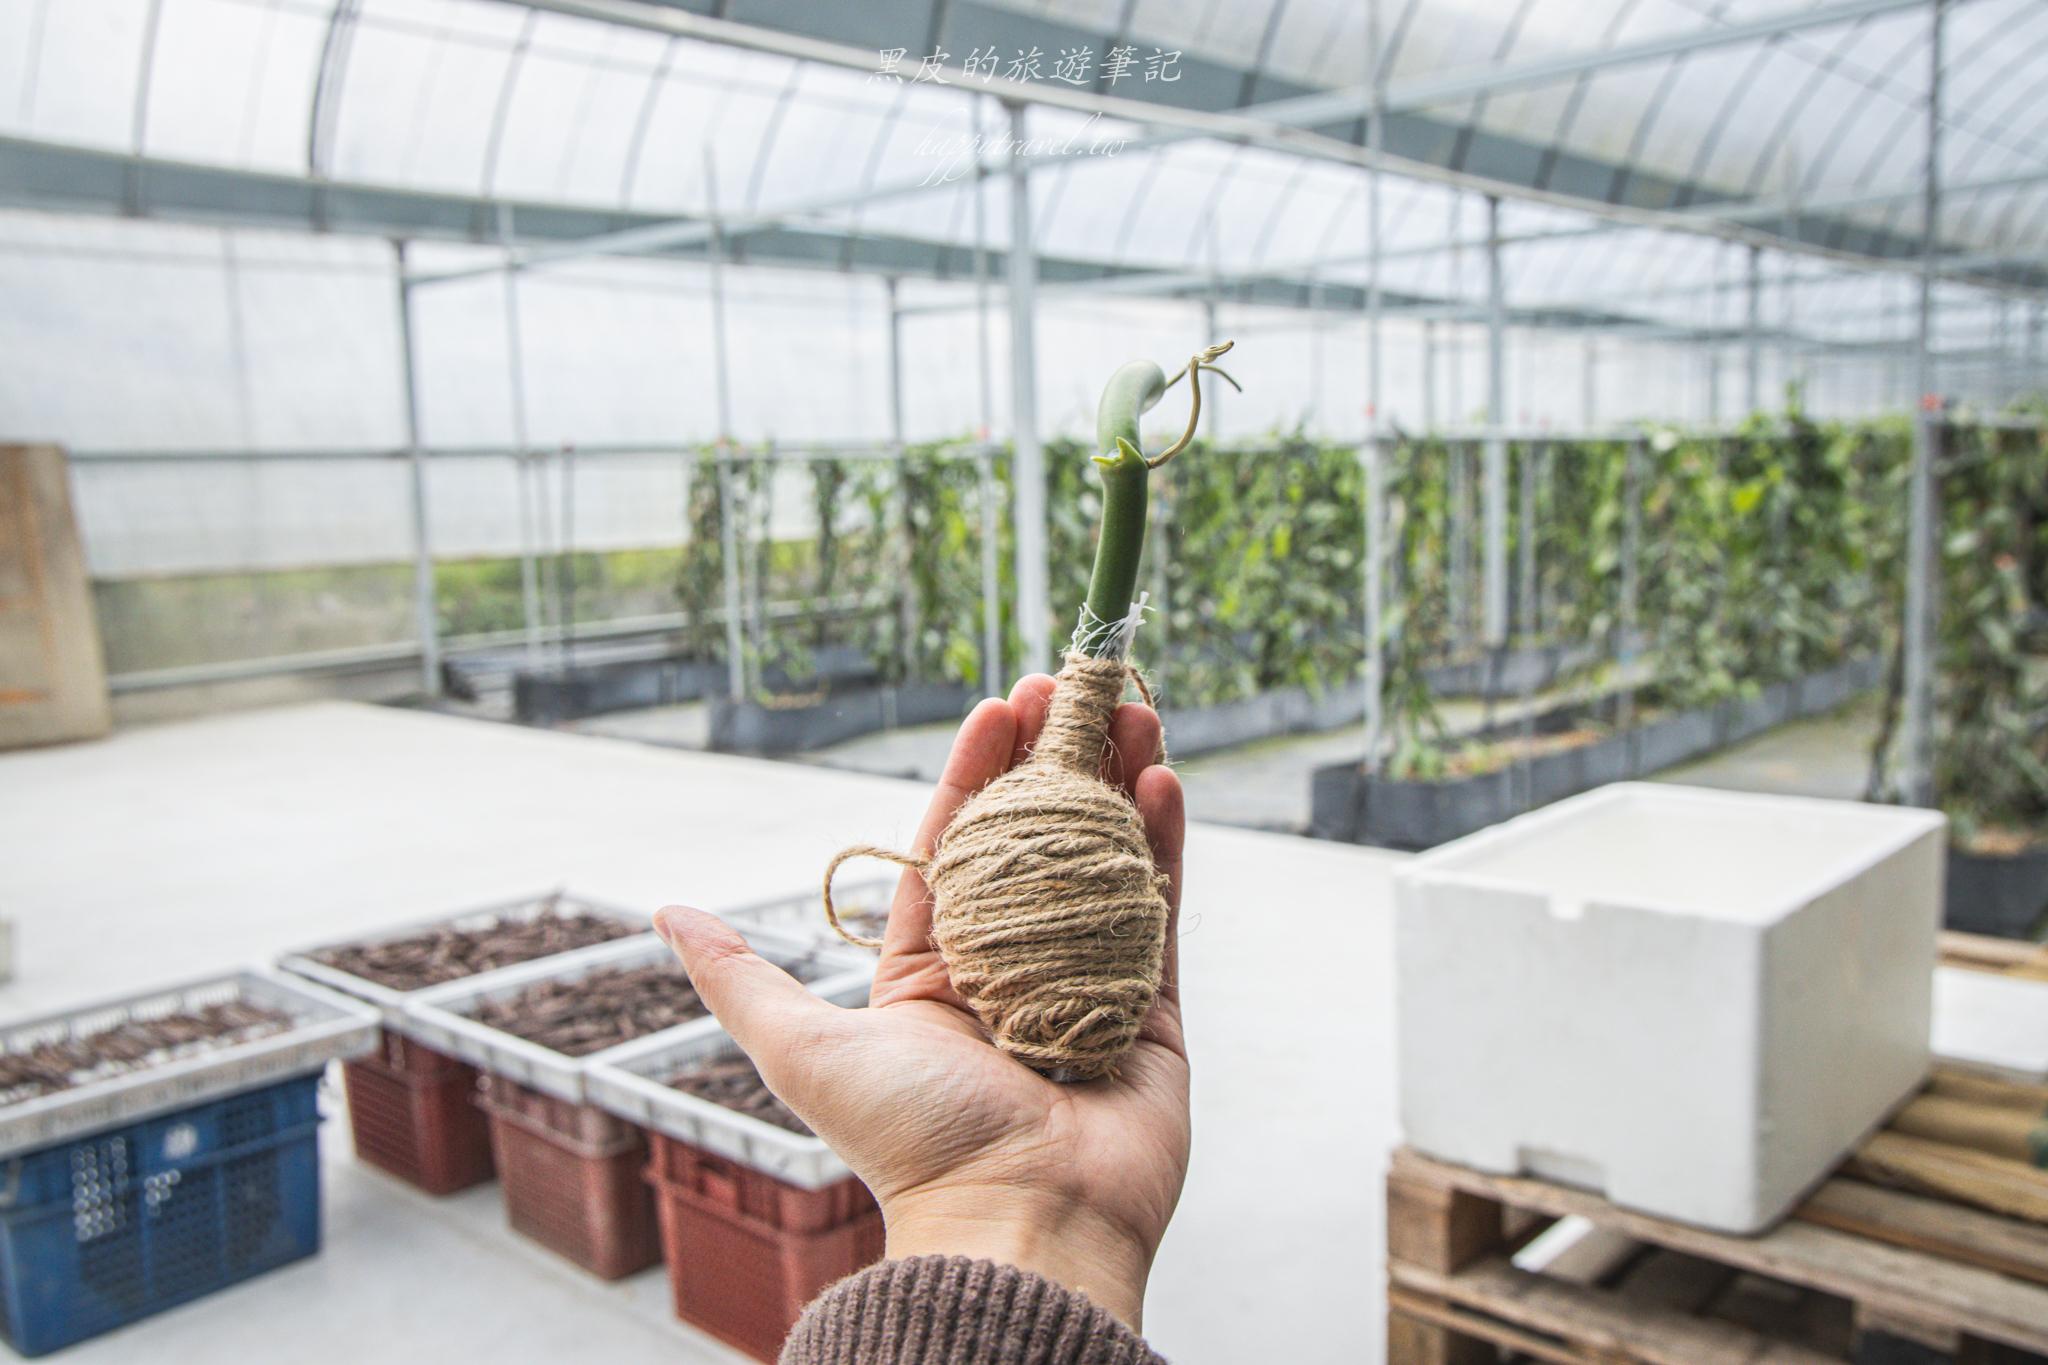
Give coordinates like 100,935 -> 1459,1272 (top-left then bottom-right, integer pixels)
824,653 -> 1171,1080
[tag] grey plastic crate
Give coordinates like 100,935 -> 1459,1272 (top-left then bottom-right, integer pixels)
723,879 -> 896,950
400,927 -> 869,1104
0,969 -> 378,1159
586,979 -> 868,1190
276,891 -> 653,1027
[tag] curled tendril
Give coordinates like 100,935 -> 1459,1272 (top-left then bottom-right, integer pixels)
1150,340 -> 1241,468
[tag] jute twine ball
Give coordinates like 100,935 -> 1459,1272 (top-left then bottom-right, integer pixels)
825,654 -> 1171,1080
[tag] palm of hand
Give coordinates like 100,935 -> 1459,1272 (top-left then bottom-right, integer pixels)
658,671 -> 1187,1329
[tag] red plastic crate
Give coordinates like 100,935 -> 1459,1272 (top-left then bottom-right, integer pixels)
647,1135 -> 885,1362
477,1077 -> 660,1280
341,1032 -> 494,1196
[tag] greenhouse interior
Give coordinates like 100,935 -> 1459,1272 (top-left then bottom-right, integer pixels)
3,0 -> 2048,1360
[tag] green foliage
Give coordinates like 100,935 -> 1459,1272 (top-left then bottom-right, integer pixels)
1639,415 -> 1906,710
1914,421 -> 2048,840
676,449 -> 726,664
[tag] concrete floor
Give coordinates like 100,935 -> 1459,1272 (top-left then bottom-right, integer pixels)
0,704 -> 1401,1365
561,679 -> 1882,840
789,679 -> 1654,833
1648,696 -> 1881,800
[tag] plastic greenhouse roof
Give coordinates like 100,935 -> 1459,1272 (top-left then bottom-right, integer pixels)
1,0 -> 2045,341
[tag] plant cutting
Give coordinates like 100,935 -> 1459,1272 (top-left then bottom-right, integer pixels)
823,342 -> 1237,1081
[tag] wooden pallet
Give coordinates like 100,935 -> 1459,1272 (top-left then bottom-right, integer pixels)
1941,932 -> 2048,983
1388,1073 -> 2048,1365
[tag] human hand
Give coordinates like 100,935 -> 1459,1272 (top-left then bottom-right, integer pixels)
655,672 -> 1187,1330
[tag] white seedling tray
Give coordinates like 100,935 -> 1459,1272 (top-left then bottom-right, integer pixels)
401,926 -> 868,1104
277,890 -> 653,1027
0,969 -> 379,1158
722,878 -> 896,949
586,980 -> 868,1190
1396,782 -> 1946,1234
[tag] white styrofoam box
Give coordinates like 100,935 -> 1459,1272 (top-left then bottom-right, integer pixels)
1395,782 -> 1947,1233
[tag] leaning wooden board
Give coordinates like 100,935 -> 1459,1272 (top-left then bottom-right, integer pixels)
0,444 -> 109,749
1387,1068 -> 2048,1365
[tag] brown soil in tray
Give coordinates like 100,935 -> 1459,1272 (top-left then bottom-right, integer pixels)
0,1001 -> 295,1103
670,1055 -> 811,1136
472,964 -> 712,1057
312,896 -> 638,991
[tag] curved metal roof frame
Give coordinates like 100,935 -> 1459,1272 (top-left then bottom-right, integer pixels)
3,0 -> 2046,360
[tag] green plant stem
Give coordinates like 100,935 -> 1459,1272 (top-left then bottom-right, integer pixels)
1079,361 -> 1169,655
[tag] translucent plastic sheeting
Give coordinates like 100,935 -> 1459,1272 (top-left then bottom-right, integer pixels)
72,456 -> 417,577
8,0 -> 2045,273
0,213 -> 404,452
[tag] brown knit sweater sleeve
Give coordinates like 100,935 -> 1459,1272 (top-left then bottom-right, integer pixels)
778,1256 -> 1166,1365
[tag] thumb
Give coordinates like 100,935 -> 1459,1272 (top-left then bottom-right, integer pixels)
653,905 -> 848,1099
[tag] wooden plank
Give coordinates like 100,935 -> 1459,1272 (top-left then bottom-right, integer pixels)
1388,1168 -> 1506,1274
1797,1178 -> 2048,1288
1389,1291 -> 1574,1364
0,445 -> 108,750
1618,1247 -> 1738,1313
1940,932 -> 2045,974
1929,1068 -> 2048,1115
1390,1149 -> 2048,1355
1712,1272 -> 1851,1357
1846,1132 -> 2048,1224
1390,1256 -> 1838,1365
1386,1305 -> 1500,1365
1890,1095 -> 2047,1168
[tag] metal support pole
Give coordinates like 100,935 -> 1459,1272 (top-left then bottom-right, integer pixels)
717,457 -> 746,701
1363,1 -> 1386,768
1996,296 -> 2012,406
1202,298 -> 1221,438
1363,436 -> 1386,771
1901,0 -> 1945,808
391,240 -> 440,695
1007,102 -> 1049,670
1581,339 -> 1597,428
496,207 -> 542,664
2027,302 -> 2044,399
706,143 -> 745,701
1619,435 -> 1644,731
557,441 -> 577,670
1518,440 -> 1539,643
1448,195 -> 1464,426
705,147 -> 735,442
885,276 -> 906,445
1745,243 -> 1763,414
1449,443 -> 1471,650
972,99 -> 994,440
1422,320 -> 1438,431
1483,195 -> 1509,646
977,447 -> 1002,694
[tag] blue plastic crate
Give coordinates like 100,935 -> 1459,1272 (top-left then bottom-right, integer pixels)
0,1074 -> 325,1357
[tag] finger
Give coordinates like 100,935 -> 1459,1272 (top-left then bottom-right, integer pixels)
882,697 -> 1017,958
1104,701 -> 1163,798
654,906 -> 847,1101
1007,673 -> 1056,767
1135,765 -> 1186,1008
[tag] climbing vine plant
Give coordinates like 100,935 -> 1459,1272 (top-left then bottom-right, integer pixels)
1869,418 -> 2048,844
